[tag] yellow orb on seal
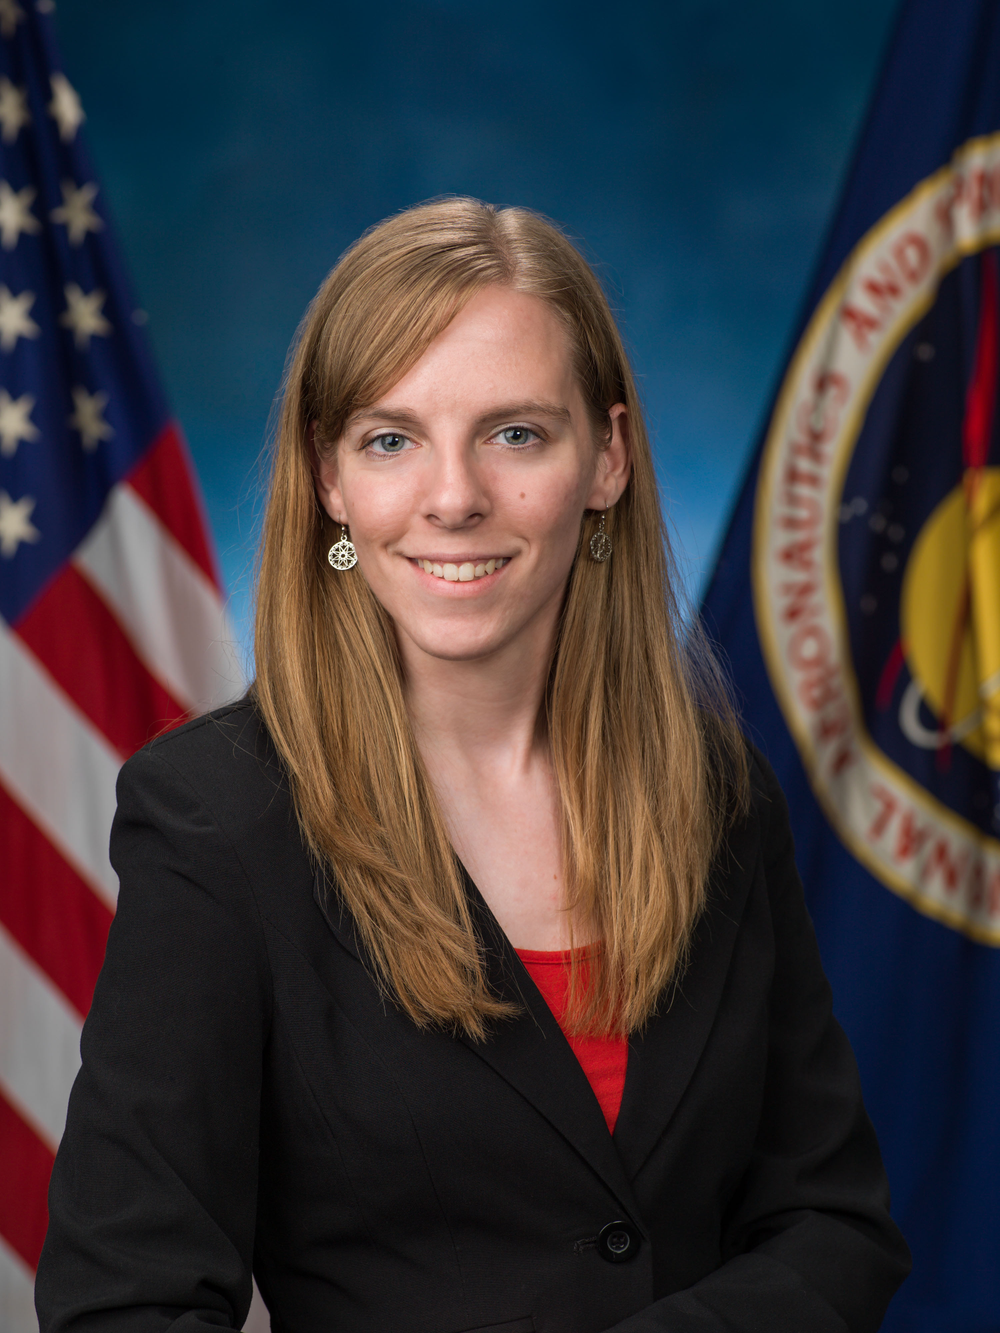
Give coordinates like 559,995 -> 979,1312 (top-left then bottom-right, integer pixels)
900,466 -> 1000,769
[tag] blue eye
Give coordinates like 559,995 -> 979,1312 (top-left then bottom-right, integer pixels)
499,426 -> 536,447
368,433 -> 410,455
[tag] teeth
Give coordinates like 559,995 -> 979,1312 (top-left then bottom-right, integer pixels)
418,557 -> 505,582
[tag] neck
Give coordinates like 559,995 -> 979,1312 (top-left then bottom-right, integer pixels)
400,617 -> 556,780
399,601 -> 580,952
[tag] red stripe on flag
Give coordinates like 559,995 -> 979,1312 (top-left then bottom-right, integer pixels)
14,562 -> 190,759
0,1087 -> 54,1271
0,781 -> 113,1019
126,423 -> 222,589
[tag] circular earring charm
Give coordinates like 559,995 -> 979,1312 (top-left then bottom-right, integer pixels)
589,507 -> 612,563
327,525 -> 358,571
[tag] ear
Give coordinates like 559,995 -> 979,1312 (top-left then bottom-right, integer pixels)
311,423 -> 347,525
585,403 -> 631,510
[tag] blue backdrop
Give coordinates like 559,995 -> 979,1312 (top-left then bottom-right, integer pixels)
51,0 -> 899,661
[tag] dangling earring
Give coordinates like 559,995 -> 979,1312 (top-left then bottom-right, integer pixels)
327,524 -> 357,571
589,504 -> 612,563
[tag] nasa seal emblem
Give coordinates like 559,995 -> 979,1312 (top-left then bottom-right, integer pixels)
753,132 -> 1000,944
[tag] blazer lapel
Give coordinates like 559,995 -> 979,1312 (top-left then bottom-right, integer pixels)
314,865 -> 644,1226
457,870 -> 644,1227
612,812 -> 760,1181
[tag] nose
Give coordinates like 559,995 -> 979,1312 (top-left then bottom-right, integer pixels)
422,438 -> 489,529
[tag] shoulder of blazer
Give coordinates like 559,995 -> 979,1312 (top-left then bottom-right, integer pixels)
128,696 -> 296,840
742,740 -> 796,881
117,699 -> 317,936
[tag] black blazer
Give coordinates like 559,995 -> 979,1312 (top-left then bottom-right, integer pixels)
36,700 -> 910,1333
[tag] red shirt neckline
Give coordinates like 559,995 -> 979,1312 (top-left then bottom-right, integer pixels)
515,945 -> 627,1134
514,945 -> 600,964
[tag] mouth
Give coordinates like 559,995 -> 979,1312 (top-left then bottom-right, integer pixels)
411,556 -> 509,584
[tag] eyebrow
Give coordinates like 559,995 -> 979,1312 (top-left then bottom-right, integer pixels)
346,400 -> 573,431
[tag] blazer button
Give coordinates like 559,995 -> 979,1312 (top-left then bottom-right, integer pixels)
597,1220 -> 641,1263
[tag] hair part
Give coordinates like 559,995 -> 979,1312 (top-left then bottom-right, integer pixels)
254,197 -> 748,1039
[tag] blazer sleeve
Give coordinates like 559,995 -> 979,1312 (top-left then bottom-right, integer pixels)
607,757 -> 911,1333
35,743 -> 273,1333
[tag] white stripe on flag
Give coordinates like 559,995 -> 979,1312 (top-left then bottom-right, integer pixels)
0,622 -> 120,910
0,926 -> 82,1153
74,483 -> 243,714
0,1234 -> 37,1333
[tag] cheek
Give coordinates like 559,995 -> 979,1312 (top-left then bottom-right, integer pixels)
517,473 -> 590,553
344,470 -> 414,539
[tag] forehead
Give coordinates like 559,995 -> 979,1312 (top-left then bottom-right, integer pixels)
370,286 -> 578,412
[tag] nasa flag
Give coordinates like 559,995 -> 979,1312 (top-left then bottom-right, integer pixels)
703,0 -> 1000,1326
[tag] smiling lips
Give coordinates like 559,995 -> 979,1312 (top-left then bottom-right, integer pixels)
415,557 -> 508,583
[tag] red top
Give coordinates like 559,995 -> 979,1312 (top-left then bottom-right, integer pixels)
515,948 -> 628,1134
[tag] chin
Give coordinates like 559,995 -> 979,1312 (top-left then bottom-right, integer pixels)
399,620 -> 513,664
417,637 -> 510,664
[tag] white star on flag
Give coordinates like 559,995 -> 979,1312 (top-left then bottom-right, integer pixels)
0,76 -> 30,144
0,0 -> 24,40
0,284 -> 41,350
48,72 -> 85,143
59,282 -> 112,349
69,385 -> 114,451
0,489 -> 40,557
51,179 -> 104,246
0,388 -> 39,457
0,180 -> 41,250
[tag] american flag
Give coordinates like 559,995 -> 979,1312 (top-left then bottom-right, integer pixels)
0,5 -> 240,1326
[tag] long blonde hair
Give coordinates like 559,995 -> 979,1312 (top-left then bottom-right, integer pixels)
254,198 -> 747,1038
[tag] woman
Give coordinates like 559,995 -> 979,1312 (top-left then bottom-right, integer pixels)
36,199 -> 910,1333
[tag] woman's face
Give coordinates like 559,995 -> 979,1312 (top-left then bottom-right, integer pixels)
313,285 -> 629,670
